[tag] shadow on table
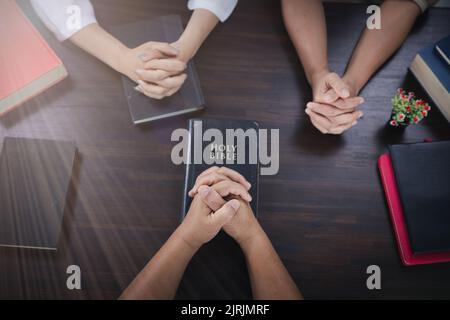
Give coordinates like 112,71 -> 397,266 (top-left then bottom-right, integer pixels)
176,232 -> 252,300
295,110 -> 346,156
58,150 -> 83,251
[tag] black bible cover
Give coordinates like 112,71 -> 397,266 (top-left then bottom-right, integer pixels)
389,140 -> 450,254
0,137 -> 76,250
112,15 -> 204,124
182,118 -> 260,219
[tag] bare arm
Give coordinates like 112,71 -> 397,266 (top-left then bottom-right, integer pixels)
69,23 -> 186,99
120,192 -> 241,300
282,0 -> 364,135
119,227 -> 198,300
240,223 -> 303,300
172,9 -> 220,62
282,0 -> 328,84
69,23 -> 130,78
190,167 -> 303,300
343,0 -> 422,94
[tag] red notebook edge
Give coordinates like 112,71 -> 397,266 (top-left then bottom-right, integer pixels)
378,153 -> 450,266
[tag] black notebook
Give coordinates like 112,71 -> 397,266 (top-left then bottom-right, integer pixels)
112,15 -> 204,124
182,119 -> 260,219
0,137 -> 76,250
389,141 -> 450,254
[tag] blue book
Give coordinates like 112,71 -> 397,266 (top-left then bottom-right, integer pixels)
436,36 -> 450,66
410,36 -> 450,122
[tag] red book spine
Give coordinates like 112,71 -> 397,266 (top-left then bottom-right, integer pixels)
378,153 -> 450,266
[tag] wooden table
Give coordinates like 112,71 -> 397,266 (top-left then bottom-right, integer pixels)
1,0 -> 449,299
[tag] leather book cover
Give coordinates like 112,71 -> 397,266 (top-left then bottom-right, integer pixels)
182,118 -> 260,219
378,153 -> 450,265
388,141 -> 450,254
0,137 -> 76,250
111,15 -> 204,124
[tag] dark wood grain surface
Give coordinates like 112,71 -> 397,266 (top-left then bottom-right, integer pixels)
1,0 -> 449,299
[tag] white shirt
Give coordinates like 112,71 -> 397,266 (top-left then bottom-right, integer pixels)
30,0 -> 238,41
413,0 -> 438,12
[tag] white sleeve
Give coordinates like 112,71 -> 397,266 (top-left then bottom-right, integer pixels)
187,0 -> 238,22
413,0 -> 438,13
30,0 -> 98,41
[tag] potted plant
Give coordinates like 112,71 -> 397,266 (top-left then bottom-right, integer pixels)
389,88 -> 431,127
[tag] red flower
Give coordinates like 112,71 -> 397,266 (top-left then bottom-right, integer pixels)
390,120 -> 398,127
416,99 -> 425,106
392,89 -> 431,126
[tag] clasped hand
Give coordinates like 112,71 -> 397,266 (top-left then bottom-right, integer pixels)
120,41 -> 189,100
306,71 -> 365,135
177,167 -> 261,250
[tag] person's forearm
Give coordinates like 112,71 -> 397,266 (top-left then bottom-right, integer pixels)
119,227 -> 199,300
282,0 -> 328,84
69,23 -> 128,74
174,9 -> 219,62
240,226 -> 303,300
344,0 -> 421,94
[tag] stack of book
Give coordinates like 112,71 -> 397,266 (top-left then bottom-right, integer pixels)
378,140 -> 450,265
410,36 -> 450,122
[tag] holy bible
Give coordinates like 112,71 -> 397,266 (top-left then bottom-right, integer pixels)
181,118 -> 260,219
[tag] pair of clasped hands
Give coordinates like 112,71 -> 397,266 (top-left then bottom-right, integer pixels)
122,41 -> 190,100
305,71 -> 365,135
177,166 -> 260,249
125,43 -> 365,134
